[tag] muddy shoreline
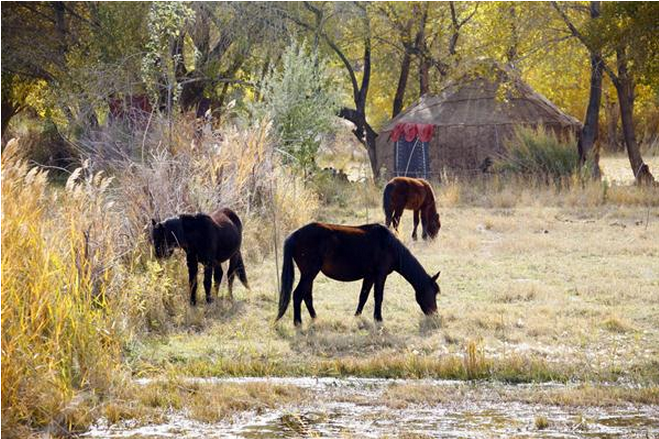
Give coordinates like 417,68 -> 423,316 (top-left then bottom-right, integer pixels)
86,377 -> 659,438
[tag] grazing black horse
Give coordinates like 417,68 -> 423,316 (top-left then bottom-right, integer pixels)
275,222 -> 440,326
151,208 -> 249,305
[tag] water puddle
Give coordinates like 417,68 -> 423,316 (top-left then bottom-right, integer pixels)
86,377 -> 659,438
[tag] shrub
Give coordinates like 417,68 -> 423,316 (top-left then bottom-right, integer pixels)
495,126 -> 580,183
252,41 -> 341,177
99,116 -> 318,262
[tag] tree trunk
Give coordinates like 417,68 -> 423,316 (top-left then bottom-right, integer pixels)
339,107 -> 379,179
577,1 -> 602,178
506,4 -> 519,64
604,91 -> 621,152
1,99 -> 19,137
419,59 -> 430,96
392,51 -> 411,117
415,3 -> 430,97
615,49 -> 655,185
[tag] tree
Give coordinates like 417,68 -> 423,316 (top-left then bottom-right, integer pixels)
1,2 -> 149,135
578,1 -> 603,178
175,3 -> 288,117
253,41 -> 340,177
552,1 -> 658,185
276,2 -> 381,177
1,2 -> 77,134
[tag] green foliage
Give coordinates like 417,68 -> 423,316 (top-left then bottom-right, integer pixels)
141,3 -> 195,107
253,41 -> 341,176
312,170 -> 352,206
495,126 -> 580,183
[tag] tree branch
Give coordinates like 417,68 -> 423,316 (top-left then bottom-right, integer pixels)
278,3 -> 360,101
550,1 -> 619,86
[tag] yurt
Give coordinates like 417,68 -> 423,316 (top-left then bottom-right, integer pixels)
374,69 -> 582,179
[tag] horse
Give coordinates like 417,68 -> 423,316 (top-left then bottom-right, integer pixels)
150,208 -> 249,305
383,177 -> 441,240
275,222 -> 440,326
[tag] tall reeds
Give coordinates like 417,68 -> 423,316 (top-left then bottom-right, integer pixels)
1,140 -> 124,433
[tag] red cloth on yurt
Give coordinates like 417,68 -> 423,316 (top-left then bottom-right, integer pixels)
417,124 -> 434,142
403,123 -> 418,141
390,124 -> 406,142
390,123 -> 434,142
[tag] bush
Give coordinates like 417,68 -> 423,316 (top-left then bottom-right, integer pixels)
95,115 -> 318,262
495,126 -> 580,183
6,117 -> 78,178
252,41 -> 341,177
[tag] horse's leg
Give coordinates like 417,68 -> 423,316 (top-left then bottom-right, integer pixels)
213,264 -> 223,298
373,275 -> 387,322
355,277 -> 374,316
303,281 -> 316,320
186,253 -> 199,306
412,210 -> 420,240
293,273 -> 316,326
203,265 -> 214,304
392,207 -> 404,232
227,255 -> 238,300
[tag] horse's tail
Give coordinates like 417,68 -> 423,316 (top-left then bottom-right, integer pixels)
276,233 -> 296,321
230,250 -> 249,290
383,181 -> 394,227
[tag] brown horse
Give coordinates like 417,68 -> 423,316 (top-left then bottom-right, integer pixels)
383,177 -> 441,240
151,208 -> 249,305
275,222 -> 440,326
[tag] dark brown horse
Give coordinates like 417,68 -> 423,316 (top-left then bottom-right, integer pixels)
275,222 -> 440,326
151,208 -> 249,305
383,177 -> 441,240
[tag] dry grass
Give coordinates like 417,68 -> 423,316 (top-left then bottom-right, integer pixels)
106,117 -> 318,263
535,415 -> 550,430
3,128 -> 659,437
129,379 -> 306,424
1,140 -> 125,434
0,121 -> 318,435
128,191 -> 659,384
372,382 -> 659,408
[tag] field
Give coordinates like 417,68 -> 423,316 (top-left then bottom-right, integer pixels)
128,201 -> 659,384
3,149 -> 659,438
105,156 -> 659,437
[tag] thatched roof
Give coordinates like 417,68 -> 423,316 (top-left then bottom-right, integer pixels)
381,71 -> 581,132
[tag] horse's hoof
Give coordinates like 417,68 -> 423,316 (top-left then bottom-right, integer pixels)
206,297 -> 214,304
354,311 -> 362,317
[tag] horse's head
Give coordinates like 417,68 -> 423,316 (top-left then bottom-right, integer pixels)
425,211 -> 441,239
416,271 -> 440,315
150,218 -> 175,259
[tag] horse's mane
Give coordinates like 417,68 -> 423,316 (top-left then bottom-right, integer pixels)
421,181 -> 438,214
178,212 -> 210,222
386,231 -> 429,288
159,215 -> 187,248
